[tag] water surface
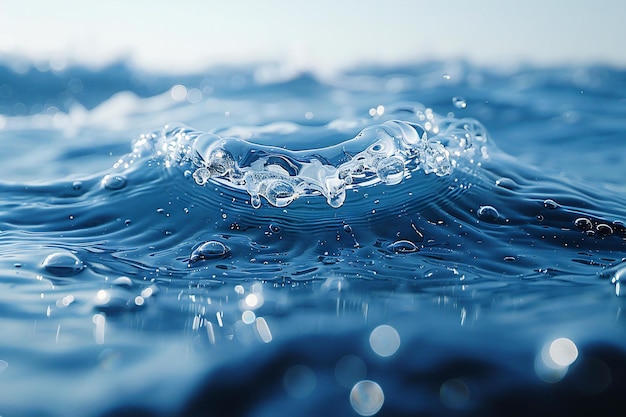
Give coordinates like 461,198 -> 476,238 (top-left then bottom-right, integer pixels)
0,61 -> 625,416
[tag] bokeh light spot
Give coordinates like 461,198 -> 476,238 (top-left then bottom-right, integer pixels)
550,338 -> 578,366
283,365 -> 316,399
440,378 -> 470,409
170,84 -> 187,101
350,380 -> 384,416
369,325 -> 400,357
241,310 -> 256,324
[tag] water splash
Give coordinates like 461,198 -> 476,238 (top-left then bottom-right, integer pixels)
121,109 -> 489,209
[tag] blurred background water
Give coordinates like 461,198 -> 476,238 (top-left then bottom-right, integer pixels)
1,2 -> 626,416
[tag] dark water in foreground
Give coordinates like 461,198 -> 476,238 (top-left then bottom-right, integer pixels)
0,61 -> 625,416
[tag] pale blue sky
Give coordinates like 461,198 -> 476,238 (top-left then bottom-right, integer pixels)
1,0 -> 625,73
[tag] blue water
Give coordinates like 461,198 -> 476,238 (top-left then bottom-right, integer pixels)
1,60 -> 626,416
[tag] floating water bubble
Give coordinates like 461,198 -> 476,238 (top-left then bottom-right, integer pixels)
101,174 -> 127,190
387,240 -> 419,254
452,97 -> 467,109
596,223 -> 613,236
495,177 -> 517,190
369,325 -> 401,357
574,217 -> 593,231
350,380 -> 384,416
477,205 -> 500,222
43,252 -> 84,276
112,276 -> 133,288
188,241 -> 230,265
543,199 -> 560,210
72,181 -> 82,190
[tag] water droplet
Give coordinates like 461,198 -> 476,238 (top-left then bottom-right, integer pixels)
112,276 -> 133,288
343,224 -> 353,234
101,174 -> 127,190
387,240 -> 419,254
327,191 -> 346,208
43,252 -> 84,276
72,181 -> 82,190
269,224 -> 281,233
189,241 -> 231,265
575,217 -> 593,231
477,205 -> 500,222
443,73 -> 451,80
495,177 -> 517,190
543,199 -> 559,210
250,194 -> 262,209
452,96 -> 467,109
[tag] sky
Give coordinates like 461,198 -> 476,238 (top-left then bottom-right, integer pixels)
1,0 -> 625,73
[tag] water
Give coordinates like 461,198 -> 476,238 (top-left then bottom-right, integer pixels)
1,60 -> 626,416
